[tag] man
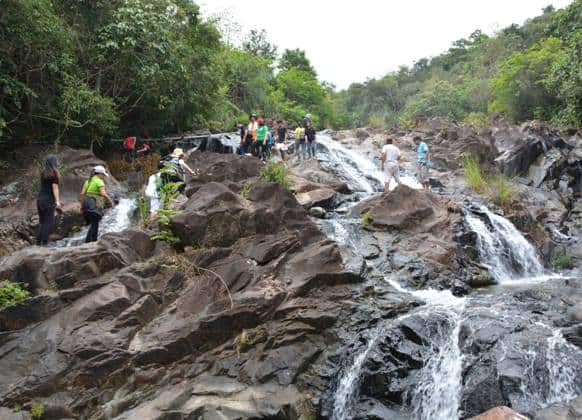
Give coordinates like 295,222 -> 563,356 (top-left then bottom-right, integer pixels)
274,120 -> 288,162
254,118 -> 269,161
294,125 -> 306,160
123,136 -> 137,162
305,121 -> 316,160
414,135 -> 430,189
302,113 -> 312,128
380,135 -> 401,191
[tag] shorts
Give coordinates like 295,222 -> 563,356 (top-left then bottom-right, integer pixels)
384,162 -> 400,183
275,143 -> 288,151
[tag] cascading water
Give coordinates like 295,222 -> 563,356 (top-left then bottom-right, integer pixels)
319,136 -> 578,419
465,205 -> 545,282
332,326 -> 384,420
56,197 -> 136,247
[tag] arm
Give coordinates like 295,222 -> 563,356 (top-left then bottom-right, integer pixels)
99,187 -> 115,208
181,161 -> 197,176
79,185 -> 87,211
52,183 -> 62,210
380,152 -> 386,171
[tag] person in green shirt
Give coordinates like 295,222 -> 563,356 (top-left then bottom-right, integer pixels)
80,165 -> 115,243
254,118 -> 269,161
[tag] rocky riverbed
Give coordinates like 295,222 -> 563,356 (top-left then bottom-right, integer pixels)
0,118 -> 581,419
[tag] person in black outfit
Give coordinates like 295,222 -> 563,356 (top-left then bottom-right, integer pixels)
36,155 -> 62,246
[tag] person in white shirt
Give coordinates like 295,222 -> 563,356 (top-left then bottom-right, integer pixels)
379,135 -> 401,191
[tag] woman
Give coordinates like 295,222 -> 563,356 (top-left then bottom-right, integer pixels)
36,155 -> 62,246
80,165 -> 115,243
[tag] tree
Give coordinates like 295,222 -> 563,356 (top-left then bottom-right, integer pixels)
242,29 -> 277,60
279,49 -> 316,77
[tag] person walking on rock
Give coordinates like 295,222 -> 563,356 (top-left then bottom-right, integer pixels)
414,135 -> 430,189
254,118 -> 269,161
380,135 -> 401,191
80,165 -> 115,243
305,121 -> 317,160
274,120 -> 288,162
36,155 -> 62,246
294,125 -> 306,160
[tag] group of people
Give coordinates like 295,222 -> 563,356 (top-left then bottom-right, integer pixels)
36,156 -> 115,246
379,134 -> 431,190
237,114 -> 317,162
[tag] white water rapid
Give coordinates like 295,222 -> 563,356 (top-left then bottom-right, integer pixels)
465,205 -> 545,283
56,197 -> 136,247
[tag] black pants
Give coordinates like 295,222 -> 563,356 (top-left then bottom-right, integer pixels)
36,200 -> 55,246
84,212 -> 100,243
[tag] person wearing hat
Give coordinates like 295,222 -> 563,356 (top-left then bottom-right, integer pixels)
80,165 -> 115,243
170,148 -> 196,177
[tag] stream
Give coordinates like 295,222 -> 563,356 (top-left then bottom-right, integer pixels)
313,133 -> 582,419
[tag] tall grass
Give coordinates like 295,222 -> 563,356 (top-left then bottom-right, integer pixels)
461,155 -> 515,211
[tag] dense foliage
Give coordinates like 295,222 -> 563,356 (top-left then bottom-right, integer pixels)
1,0 -> 579,147
341,1 -> 582,128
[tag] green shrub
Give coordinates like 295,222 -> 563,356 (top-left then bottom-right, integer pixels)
552,253 -> 574,270
463,112 -> 490,130
11,404 -> 22,413
0,281 -> 30,309
489,175 -> 514,210
361,211 -> 371,229
30,403 -> 44,419
461,155 -> 487,193
260,161 -> 290,189
137,195 -> 149,227
240,181 -> 254,199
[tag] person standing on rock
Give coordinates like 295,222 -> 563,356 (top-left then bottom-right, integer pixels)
36,155 -> 62,246
242,114 -> 258,155
305,121 -> 317,160
254,118 -> 269,161
380,135 -> 401,191
414,135 -> 430,189
274,120 -> 289,162
80,165 -> 115,243
294,124 -> 306,160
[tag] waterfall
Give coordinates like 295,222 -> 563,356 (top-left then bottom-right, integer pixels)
331,326 -> 384,420
56,198 -> 136,246
316,134 -> 385,193
545,329 -> 582,405
465,205 -> 544,283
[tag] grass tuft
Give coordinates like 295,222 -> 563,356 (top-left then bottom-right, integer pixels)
0,280 -> 30,309
260,161 -> 290,189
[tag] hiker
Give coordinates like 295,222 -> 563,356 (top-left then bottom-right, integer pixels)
274,120 -> 288,162
302,113 -> 312,128
295,124 -> 306,160
380,135 -> 401,191
159,148 -> 197,192
80,165 -> 115,243
36,155 -> 62,246
236,123 -> 245,155
145,172 -> 162,217
242,114 -> 258,155
254,118 -> 269,161
305,121 -> 317,160
123,136 -> 137,162
414,135 -> 431,189
137,143 -> 151,157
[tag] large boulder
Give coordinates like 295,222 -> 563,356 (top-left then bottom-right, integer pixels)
469,406 -> 528,420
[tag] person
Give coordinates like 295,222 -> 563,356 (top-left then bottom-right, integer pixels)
242,114 -> 258,155
80,165 -> 115,243
295,125 -> 306,160
266,127 -> 274,159
414,135 -> 430,189
254,118 -> 269,161
145,172 -> 162,217
302,113 -> 312,128
379,135 -> 401,191
274,120 -> 288,162
236,123 -> 246,155
160,148 -> 197,191
305,121 -> 316,160
137,143 -> 151,157
123,136 -> 137,162
36,155 -> 62,246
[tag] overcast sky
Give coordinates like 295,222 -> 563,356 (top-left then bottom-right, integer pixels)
200,0 -> 573,89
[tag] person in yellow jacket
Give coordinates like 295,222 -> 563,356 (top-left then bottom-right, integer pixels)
294,125 -> 306,160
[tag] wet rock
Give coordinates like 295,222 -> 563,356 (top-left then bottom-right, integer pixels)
534,394 -> 582,419
309,206 -> 327,218
469,406 -> 528,420
296,187 -> 336,209
467,270 -> 496,288
289,159 -> 350,193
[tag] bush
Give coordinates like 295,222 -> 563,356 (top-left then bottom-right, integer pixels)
260,161 -> 290,189
463,112 -> 490,130
461,155 -> 487,193
489,175 -> 514,210
361,211 -> 371,229
0,281 -> 30,309
552,253 -> 574,270
30,403 -> 44,419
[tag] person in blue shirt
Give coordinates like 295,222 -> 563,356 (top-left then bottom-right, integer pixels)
414,136 -> 430,189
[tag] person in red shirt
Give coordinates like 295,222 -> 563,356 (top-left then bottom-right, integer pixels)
123,136 -> 137,162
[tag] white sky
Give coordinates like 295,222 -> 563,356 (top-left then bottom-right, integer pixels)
200,0 -> 573,89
